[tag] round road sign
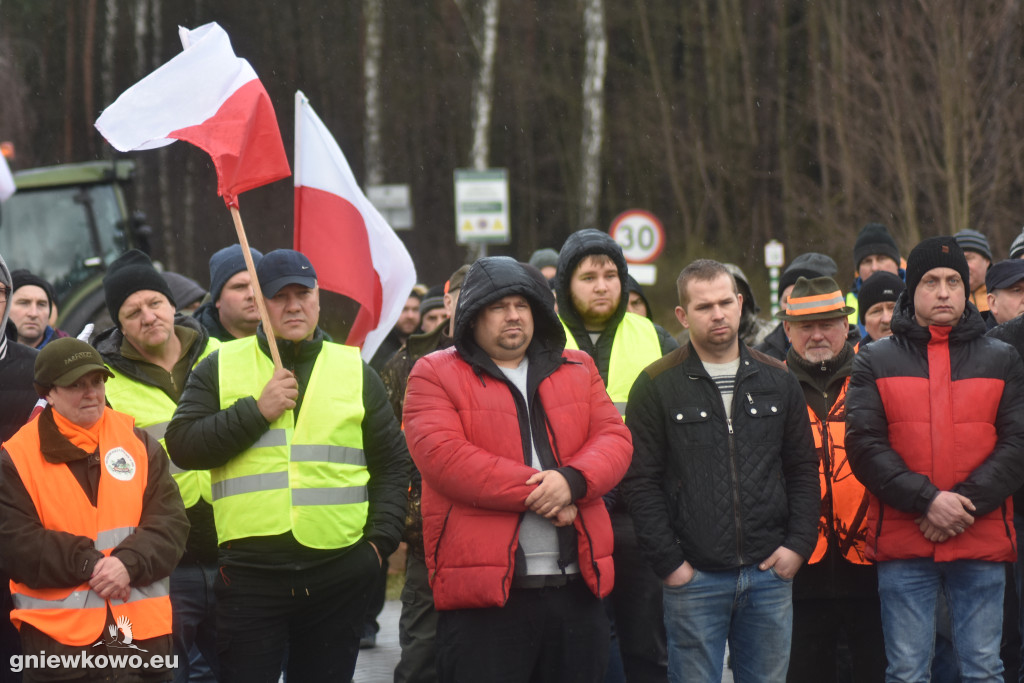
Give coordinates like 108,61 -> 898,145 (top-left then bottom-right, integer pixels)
609,209 -> 665,264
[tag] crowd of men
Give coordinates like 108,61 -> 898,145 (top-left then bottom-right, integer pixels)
0,220 -> 1024,683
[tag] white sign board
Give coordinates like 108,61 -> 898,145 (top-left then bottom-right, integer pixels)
764,239 -> 785,268
629,263 -> 657,286
367,184 -> 413,230
454,169 -> 510,244
608,209 -> 666,264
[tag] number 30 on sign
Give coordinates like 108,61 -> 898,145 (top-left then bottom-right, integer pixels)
608,209 -> 666,264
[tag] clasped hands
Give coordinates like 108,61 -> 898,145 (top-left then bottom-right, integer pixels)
90,556 -> 131,602
524,470 -> 576,527
916,490 -> 976,543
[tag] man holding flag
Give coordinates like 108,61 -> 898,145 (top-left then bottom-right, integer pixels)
165,249 -> 411,682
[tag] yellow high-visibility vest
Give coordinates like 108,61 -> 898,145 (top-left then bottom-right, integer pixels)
106,338 -> 219,507
213,336 -> 368,549
561,311 -> 662,416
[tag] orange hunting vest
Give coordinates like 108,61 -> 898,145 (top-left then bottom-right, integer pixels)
807,379 -> 871,565
5,409 -> 172,646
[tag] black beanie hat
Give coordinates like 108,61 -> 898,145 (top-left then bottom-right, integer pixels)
853,223 -> 901,271
857,271 -> 906,324
904,236 -> 969,303
10,270 -> 55,308
103,250 -> 176,327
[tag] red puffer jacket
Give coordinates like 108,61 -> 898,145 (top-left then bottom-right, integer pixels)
848,301 -> 1024,563
404,346 -> 632,610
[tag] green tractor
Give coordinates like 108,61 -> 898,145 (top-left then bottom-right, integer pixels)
0,159 -> 151,337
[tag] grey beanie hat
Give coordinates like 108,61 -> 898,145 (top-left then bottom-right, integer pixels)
953,229 -> 993,263
1010,228 -> 1024,260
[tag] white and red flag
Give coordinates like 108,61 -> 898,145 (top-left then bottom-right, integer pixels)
95,22 -> 289,207
294,91 -> 417,360
0,154 -> 15,202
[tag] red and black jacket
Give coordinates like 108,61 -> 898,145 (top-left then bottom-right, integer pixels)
847,295 -> 1024,562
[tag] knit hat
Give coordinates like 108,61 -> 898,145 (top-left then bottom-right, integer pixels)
1010,228 -> 1024,260
528,248 -> 559,272
209,245 -> 264,303
103,250 -> 176,326
986,259 -> 1024,292
904,236 -> 969,302
419,285 -> 445,316
857,271 -> 906,324
34,337 -> 113,395
853,223 -> 901,270
778,253 -> 839,302
256,249 -> 317,297
10,270 -> 54,309
953,229 -> 993,263
775,277 -> 854,321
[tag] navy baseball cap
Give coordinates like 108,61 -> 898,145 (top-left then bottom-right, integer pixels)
256,249 -> 318,297
986,259 -> 1024,292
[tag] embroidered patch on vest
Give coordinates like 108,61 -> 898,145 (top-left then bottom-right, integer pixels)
104,447 -> 136,481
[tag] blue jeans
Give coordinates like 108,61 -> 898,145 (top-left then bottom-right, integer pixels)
662,564 -> 793,683
877,558 -> 1005,683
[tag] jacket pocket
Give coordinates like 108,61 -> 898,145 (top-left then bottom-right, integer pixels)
670,405 -> 715,447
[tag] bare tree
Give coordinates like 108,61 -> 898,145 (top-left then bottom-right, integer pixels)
578,0 -> 606,231
363,0 -> 384,186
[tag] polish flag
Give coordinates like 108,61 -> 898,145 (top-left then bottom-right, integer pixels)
294,91 -> 417,360
95,22 -> 289,207
0,154 -> 14,202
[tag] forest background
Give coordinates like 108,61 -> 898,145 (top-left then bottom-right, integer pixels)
2,0 -> 1023,333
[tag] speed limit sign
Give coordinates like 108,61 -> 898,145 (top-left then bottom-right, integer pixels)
608,210 -> 666,264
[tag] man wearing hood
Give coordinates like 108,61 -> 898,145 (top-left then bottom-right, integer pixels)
93,249 -> 222,682
725,263 -> 774,348
847,236 -> 1024,681
555,228 -> 677,681
403,256 -> 632,682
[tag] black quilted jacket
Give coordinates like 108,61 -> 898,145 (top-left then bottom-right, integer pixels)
621,343 -> 819,578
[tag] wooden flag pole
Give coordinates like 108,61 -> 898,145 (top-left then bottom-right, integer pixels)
230,205 -> 282,369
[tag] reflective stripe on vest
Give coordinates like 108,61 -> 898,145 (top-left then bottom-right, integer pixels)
807,379 -> 871,565
105,338 -> 219,507
5,408 -> 173,645
560,311 -> 662,416
13,580 -> 169,612
214,337 -> 368,549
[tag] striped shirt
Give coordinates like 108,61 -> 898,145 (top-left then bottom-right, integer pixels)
702,358 -> 741,419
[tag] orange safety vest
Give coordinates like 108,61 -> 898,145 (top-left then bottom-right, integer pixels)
807,379 -> 871,565
5,409 -> 172,646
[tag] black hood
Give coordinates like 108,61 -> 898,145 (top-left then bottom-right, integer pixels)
453,256 -> 565,369
555,229 -> 629,333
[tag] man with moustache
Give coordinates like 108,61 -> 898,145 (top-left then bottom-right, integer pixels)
779,276 -> 885,682
403,256 -> 631,682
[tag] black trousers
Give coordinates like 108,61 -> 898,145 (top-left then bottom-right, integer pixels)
214,541 -> 379,683
609,511 -> 668,682
435,578 -> 609,683
787,596 -> 887,683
